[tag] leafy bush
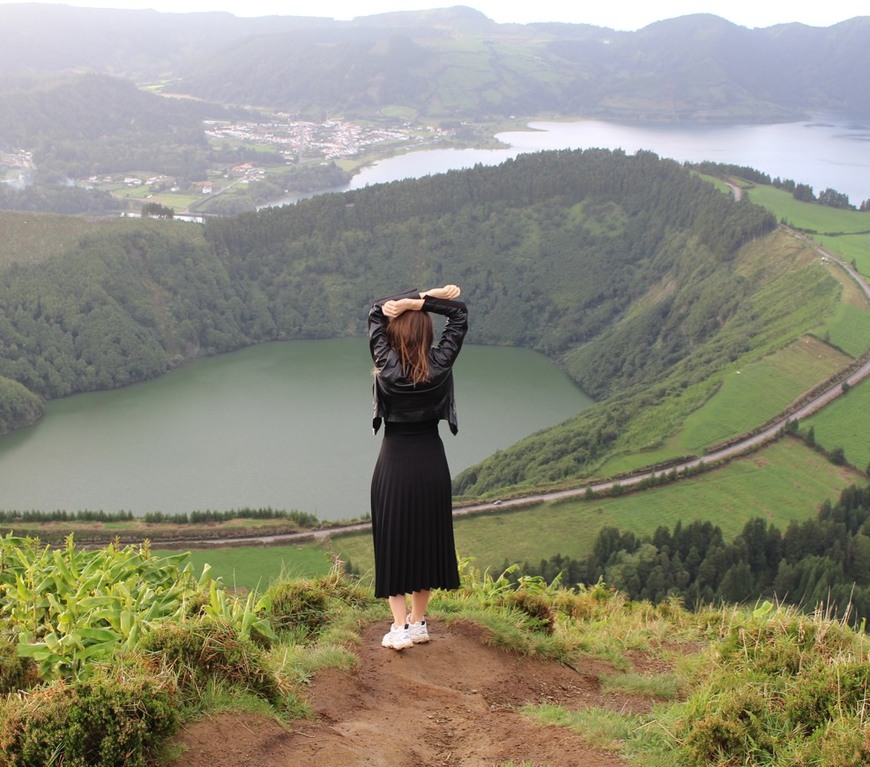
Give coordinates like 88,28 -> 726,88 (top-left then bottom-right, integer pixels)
266,578 -> 331,636
0,661 -> 178,767
506,590 -> 556,635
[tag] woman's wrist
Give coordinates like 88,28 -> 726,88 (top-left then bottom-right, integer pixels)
422,285 -> 461,301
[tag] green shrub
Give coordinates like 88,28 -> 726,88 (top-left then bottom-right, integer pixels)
507,590 -> 556,634
785,660 -> 870,735
680,680 -> 777,765
141,618 -> 282,703
265,578 -> 330,636
0,662 -> 178,767
811,719 -> 870,767
718,613 -> 857,675
672,609 -> 870,767
265,571 -> 373,638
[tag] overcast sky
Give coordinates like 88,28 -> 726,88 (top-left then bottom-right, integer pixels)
0,0 -> 867,30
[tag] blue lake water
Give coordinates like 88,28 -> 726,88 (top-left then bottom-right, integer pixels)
341,116 -> 870,205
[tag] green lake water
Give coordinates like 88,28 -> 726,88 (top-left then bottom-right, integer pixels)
0,340 -> 592,521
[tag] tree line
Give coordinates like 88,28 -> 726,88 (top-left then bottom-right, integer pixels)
691,161 -> 869,211
514,484 -> 870,626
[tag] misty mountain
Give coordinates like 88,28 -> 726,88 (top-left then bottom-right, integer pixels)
0,5 -> 868,121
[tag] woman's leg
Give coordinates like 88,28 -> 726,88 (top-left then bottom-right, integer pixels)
409,590 -> 431,624
388,594 -> 409,627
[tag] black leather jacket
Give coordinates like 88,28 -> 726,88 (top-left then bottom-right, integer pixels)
369,289 -> 469,435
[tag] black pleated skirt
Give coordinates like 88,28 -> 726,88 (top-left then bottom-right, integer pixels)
370,420 -> 460,598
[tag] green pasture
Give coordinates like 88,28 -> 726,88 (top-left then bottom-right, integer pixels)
676,336 -> 849,451
153,542 -> 333,591
0,210 -> 205,268
600,334 -> 850,477
333,436 -> 863,579
815,232 -> 870,276
746,184 -> 870,234
817,301 -> 870,356
745,184 -> 870,276
803,376 -> 870,473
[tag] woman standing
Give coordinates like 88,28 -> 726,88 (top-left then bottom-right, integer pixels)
368,285 -> 468,650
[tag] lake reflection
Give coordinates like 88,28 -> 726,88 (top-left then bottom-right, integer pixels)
0,340 -> 592,521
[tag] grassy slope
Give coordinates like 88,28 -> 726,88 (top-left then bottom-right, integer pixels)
597,187 -> 870,478
0,210 -> 205,268
745,184 -> 870,276
804,376 -> 870,472
601,335 -> 850,476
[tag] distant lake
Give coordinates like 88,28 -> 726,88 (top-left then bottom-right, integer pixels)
0,341 -> 592,521
274,116 -> 870,206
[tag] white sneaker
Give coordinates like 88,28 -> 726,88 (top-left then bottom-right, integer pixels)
406,616 -> 430,644
382,624 -> 413,650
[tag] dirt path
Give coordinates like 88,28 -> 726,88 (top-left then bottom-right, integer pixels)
170,620 -> 651,767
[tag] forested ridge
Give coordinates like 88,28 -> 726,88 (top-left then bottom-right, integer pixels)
0,74 -> 227,181
0,149 -> 801,493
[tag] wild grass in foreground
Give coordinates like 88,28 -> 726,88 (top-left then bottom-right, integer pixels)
3,534 -> 870,766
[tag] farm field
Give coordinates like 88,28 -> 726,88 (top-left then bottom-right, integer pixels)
745,184 -> 870,276
153,541 -> 333,591
675,336 -> 849,451
802,376 -> 870,473
0,210 -> 205,269
599,335 -> 850,476
0,212 -> 127,267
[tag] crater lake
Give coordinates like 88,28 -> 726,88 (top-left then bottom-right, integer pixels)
0,340 -> 592,521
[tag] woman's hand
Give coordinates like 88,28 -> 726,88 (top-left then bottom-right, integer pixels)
422,284 -> 461,300
383,297 -> 424,318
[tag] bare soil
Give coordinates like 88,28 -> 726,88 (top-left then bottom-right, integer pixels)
168,619 -> 658,767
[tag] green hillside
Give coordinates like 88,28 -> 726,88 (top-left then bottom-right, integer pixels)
745,184 -> 870,276
331,436 -> 862,577
1,153 -> 866,519
4,150 -> 866,501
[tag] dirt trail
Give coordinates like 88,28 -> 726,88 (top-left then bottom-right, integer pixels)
170,620 -> 656,766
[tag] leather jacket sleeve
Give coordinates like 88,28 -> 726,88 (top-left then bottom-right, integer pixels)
368,291 -> 469,435
422,295 -> 468,363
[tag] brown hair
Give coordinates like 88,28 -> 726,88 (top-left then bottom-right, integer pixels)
386,310 -> 433,385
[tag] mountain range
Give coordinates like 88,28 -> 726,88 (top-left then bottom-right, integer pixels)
1,4 -> 869,121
